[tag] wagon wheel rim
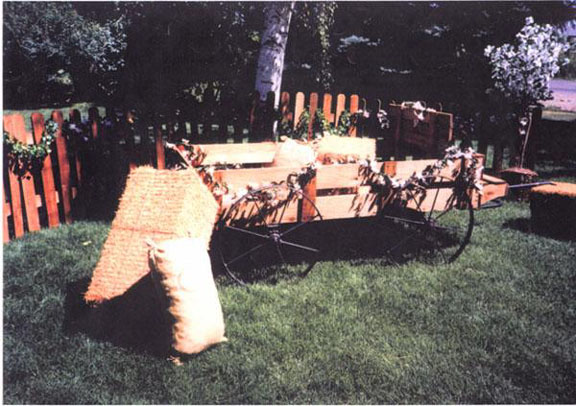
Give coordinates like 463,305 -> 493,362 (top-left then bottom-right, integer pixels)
378,175 -> 474,266
216,184 -> 322,285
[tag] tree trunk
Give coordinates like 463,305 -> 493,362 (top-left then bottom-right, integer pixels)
254,2 -> 295,108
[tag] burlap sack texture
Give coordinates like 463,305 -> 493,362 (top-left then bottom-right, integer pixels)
148,238 -> 227,355
85,166 -> 219,303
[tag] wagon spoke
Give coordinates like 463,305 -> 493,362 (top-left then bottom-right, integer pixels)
280,213 -> 321,237
431,204 -> 455,223
427,186 -> 442,222
226,242 -> 269,266
386,228 -> 422,255
278,239 -> 319,253
224,225 -> 270,240
275,193 -> 292,225
275,242 -> 287,263
253,200 -> 269,226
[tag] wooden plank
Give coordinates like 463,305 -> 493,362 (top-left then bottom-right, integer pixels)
3,181 -> 12,242
405,186 -> 455,212
8,114 -> 41,232
301,176 -> 317,222
280,91 -> 293,126
31,113 -> 59,228
315,192 -> 379,220
199,142 -> 277,165
308,92 -> 319,141
349,94 -> 359,137
52,110 -> 73,224
335,94 -> 346,127
316,164 -> 366,190
214,158 -> 454,194
69,109 -> 83,185
476,174 -> 508,208
293,92 -> 305,130
88,107 -> 100,140
388,104 -> 403,159
323,93 -> 334,124
4,116 -> 25,238
154,115 -> 165,170
220,197 -> 299,226
435,111 -> 453,152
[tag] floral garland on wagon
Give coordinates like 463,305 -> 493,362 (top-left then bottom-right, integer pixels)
358,145 -> 484,205
167,139 -> 483,212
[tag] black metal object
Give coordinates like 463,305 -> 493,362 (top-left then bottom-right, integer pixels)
508,181 -> 555,190
216,184 -> 322,286
378,175 -> 475,265
479,198 -> 504,210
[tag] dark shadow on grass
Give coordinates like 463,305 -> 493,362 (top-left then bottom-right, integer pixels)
503,217 -> 576,242
503,217 -> 532,234
63,274 -> 172,358
209,215 -> 464,286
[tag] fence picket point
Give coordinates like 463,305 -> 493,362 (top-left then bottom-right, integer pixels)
294,92 -> 305,131
335,94 -> 346,129
323,93 -> 334,125
308,93 -> 319,141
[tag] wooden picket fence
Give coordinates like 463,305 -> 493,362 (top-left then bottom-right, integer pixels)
3,91 -> 460,242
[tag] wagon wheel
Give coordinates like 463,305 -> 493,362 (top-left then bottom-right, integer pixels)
216,183 -> 323,285
378,175 -> 474,265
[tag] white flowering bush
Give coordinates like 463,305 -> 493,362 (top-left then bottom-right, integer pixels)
484,17 -> 570,107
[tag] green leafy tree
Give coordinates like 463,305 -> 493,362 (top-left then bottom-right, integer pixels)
3,2 -> 126,107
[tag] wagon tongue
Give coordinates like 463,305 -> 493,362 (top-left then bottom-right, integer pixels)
508,181 -> 556,190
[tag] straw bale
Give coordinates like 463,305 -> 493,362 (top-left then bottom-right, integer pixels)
531,181 -> 576,198
272,139 -> 315,167
530,182 -> 576,240
315,135 -> 376,164
85,166 -> 219,303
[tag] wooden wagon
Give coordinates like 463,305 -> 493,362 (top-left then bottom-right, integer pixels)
169,135 -> 508,285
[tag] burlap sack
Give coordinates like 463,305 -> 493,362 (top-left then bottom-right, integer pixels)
272,138 -> 315,167
148,238 -> 227,355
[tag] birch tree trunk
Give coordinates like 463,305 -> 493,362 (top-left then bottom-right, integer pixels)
254,2 -> 295,108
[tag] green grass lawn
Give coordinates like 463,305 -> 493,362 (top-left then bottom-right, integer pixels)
4,174 -> 576,404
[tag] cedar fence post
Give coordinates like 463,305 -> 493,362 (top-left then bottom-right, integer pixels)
52,110 -> 73,224
5,114 -> 41,233
31,113 -> 59,228
307,93 -> 319,141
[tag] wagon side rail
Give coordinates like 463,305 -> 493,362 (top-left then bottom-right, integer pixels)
214,155 -> 508,225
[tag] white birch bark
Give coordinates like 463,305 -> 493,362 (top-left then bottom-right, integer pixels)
254,2 -> 295,107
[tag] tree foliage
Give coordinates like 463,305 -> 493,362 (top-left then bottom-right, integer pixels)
485,17 -> 570,108
3,0 -> 574,128
3,2 -> 126,106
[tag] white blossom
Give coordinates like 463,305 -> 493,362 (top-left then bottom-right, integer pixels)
484,17 -> 570,105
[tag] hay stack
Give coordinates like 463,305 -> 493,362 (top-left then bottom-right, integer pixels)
85,166 -> 219,303
530,181 -> 576,240
315,135 -> 376,164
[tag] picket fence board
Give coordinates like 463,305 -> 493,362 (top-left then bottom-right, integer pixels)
5,114 -> 41,233
51,111 -> 73,224
31,113 -> 59,228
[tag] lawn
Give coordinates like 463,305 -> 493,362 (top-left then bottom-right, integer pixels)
3,165 -> 576,404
